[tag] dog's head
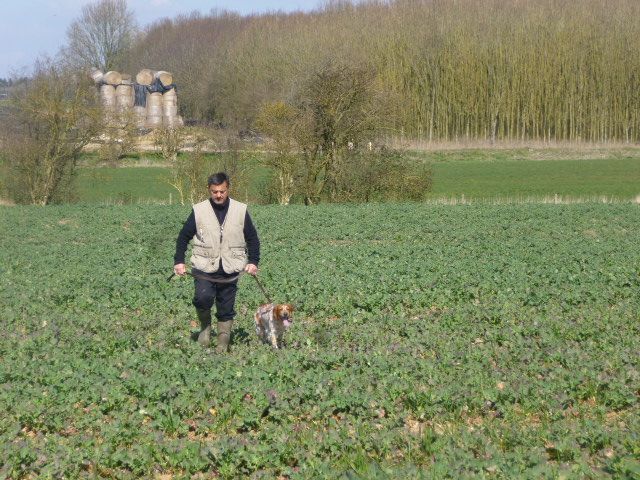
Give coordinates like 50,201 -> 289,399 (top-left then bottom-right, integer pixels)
274,304 -> 295,328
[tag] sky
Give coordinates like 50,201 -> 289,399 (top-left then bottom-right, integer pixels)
0,0 -> 322,79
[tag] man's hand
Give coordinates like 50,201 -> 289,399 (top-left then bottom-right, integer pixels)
244,263 -> 258,276
174,263 -> 186,276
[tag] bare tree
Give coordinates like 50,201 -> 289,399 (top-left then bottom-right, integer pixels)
63,0 -> 137,72
0,61 -> 101,205
255,101 -> 299,205
155,126 -> 189,205
294,63 -> 383,204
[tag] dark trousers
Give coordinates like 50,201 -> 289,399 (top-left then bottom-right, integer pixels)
192,268 -> 238,321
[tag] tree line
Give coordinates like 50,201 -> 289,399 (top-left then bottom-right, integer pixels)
121,0 -> 640,143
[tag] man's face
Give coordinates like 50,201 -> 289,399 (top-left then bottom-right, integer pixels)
209,181 -> 229,205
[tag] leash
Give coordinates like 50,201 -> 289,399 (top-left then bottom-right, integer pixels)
251,275 -> 273,304
168,268 -> 273,303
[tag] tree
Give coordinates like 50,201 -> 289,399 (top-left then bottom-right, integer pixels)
155,126 -> 191,205
98,109 -> 139,165
255,101 -> 299,205
0,61 -> 102,205
63,0 -> 137,72
253,63 -> 432,204
294,63 -> 384,204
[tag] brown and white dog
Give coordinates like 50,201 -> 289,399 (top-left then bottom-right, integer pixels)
254,303 -> 294,349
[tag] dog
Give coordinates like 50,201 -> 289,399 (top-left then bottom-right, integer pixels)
254,303 -> 294,349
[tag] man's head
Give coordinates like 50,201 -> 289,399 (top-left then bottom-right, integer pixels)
207,172 -> 230,205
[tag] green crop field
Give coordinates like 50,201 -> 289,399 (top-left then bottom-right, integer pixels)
74,167 -> 174,204
72,151 -> 640,205
426,157 -> 640,202
73,151 -> 271,205
1,203 -> 638,478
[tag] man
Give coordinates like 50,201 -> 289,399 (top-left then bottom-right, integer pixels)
174,172 -> 260,353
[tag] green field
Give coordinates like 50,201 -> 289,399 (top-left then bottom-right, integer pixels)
427,157 -> 640,201
73,150 -> 640,205
74,166 -> 174,204
1,203 -> 639,478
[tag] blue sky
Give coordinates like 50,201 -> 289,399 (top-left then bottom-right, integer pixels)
0,0 -> 322,79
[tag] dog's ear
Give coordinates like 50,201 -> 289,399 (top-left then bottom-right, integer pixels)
287,304 -> 295,312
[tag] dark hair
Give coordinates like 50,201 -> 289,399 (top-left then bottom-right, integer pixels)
207,172 -> 230,187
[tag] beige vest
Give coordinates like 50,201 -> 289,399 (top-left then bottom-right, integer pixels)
190,198 -> 248,273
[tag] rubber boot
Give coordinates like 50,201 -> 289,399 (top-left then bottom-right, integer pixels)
196,308 -> 212,347
215,320 -> 233,354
